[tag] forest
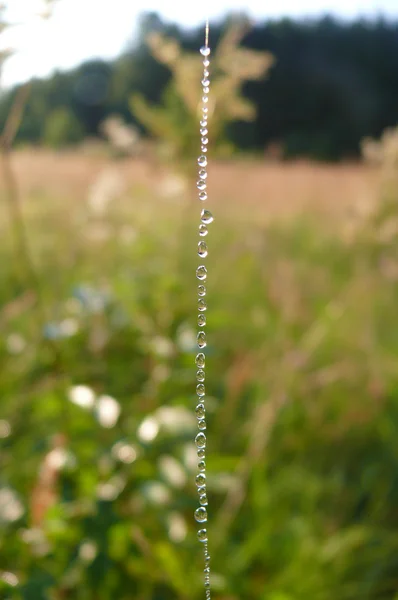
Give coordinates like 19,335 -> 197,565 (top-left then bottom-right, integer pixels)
1,12 -> 398,160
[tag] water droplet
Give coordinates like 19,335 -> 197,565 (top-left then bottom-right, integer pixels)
198,298 -> 207,312
199,192 -> 208,203
199,169 -> 208,179
198,241 -> 208,257
201,210 -> 214,224
202,96 -> 209,104
200,119 -> 207,127
195,507 -> 208,523
202,79 -> 210,87
197,448 -> 205,459
203,59 -> 210,67
198,284 -> 206,297
198,313 -> 207,327
200,128 -> 208,136
196,383 -> 205,396
197,180 -> 207,191
198,155 -> 207,168
204,69 -> 210,78
196,369 -> 205,382
204,580 -> 210,589
201,137 -> 209,146
198,485 -> 206,496
196,266 -> 207,281
198,419 -> 206,430
201,145 -> 208,153
195,353 -> 205,368
200,46 -> 211,57
199,224 -> 208,237
196,404 -> 205,419
202,107 -> 209,114
203,87 -> 210,94
195,433 -> 206,449
196,473 -> 206,486
198,460 -> 206,470
197,331 -> 207,349
198,529 -> 208,542
199,493 -> 208,506
204,554 -> 211,564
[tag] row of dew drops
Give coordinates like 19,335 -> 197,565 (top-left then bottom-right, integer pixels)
194,40 -> 213,600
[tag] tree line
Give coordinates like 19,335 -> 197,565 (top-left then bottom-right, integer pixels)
1,12 -> 398,161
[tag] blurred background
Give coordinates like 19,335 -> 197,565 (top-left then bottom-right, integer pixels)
2,1 -> 398,599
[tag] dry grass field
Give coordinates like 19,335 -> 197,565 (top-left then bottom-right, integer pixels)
1,149 -> 382,224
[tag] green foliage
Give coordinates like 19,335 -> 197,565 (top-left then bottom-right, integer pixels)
43,107 -> 83,148
2,13 -> 398,159
1,167 -> 398,598
130,20 -> 274,165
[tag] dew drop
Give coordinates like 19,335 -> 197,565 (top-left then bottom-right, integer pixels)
200,128 -> 208,136
199,169 -> 208,179
204,554 -> 211,564
199,224 -> 208,237
203,87 -> 210,94
197,331 -> 207,349
198,285 -> 206,297
202,107 -> 209,114
199,192 -> 208,203
198,460 -> 206,470
198,529 -> 208,542
195,403 -> 205,418
203,59 -> 210,67
198,298 -> 207,312
195,507 -> 208,523
200,119 -> 207,127
195,432 -> 206,449
201,137 -> 209,146
201,145 -> 208,153
196,369 -> 205,382
201,210 -> 214,224
198,313 -> 207,327
198,241 -> 208,257
204,69 -> 209,77
198,418 -> 206,430
196,266 -> 207,281
197,180 -> 207,191
200,46 -> 211,57
201,79 -> 210,87
198,155 -> 207,167
202,95 -> 209,104
197,448 -> 205,459
195,353 -> 205,368
196,383 -> 205,396
196,473 -> 206,486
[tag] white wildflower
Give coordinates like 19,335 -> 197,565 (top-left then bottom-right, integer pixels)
0,488 -> 24,522
68,385 -> 95,409
137,416 -> 159,443
158,455 -> 186,488
96,395 -> 121,428
167,512 -> 187,542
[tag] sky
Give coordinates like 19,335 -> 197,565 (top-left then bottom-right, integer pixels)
1,0 -> 398,88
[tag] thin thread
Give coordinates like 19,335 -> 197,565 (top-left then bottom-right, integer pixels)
205,18 -> 209,48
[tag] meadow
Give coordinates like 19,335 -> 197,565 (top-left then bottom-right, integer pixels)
1,149 -> 398,600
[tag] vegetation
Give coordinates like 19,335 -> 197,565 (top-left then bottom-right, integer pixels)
0,149 -> 398,597
130,20 -> 273,165
2,12 -> 398,160
2,5 -> 398,599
